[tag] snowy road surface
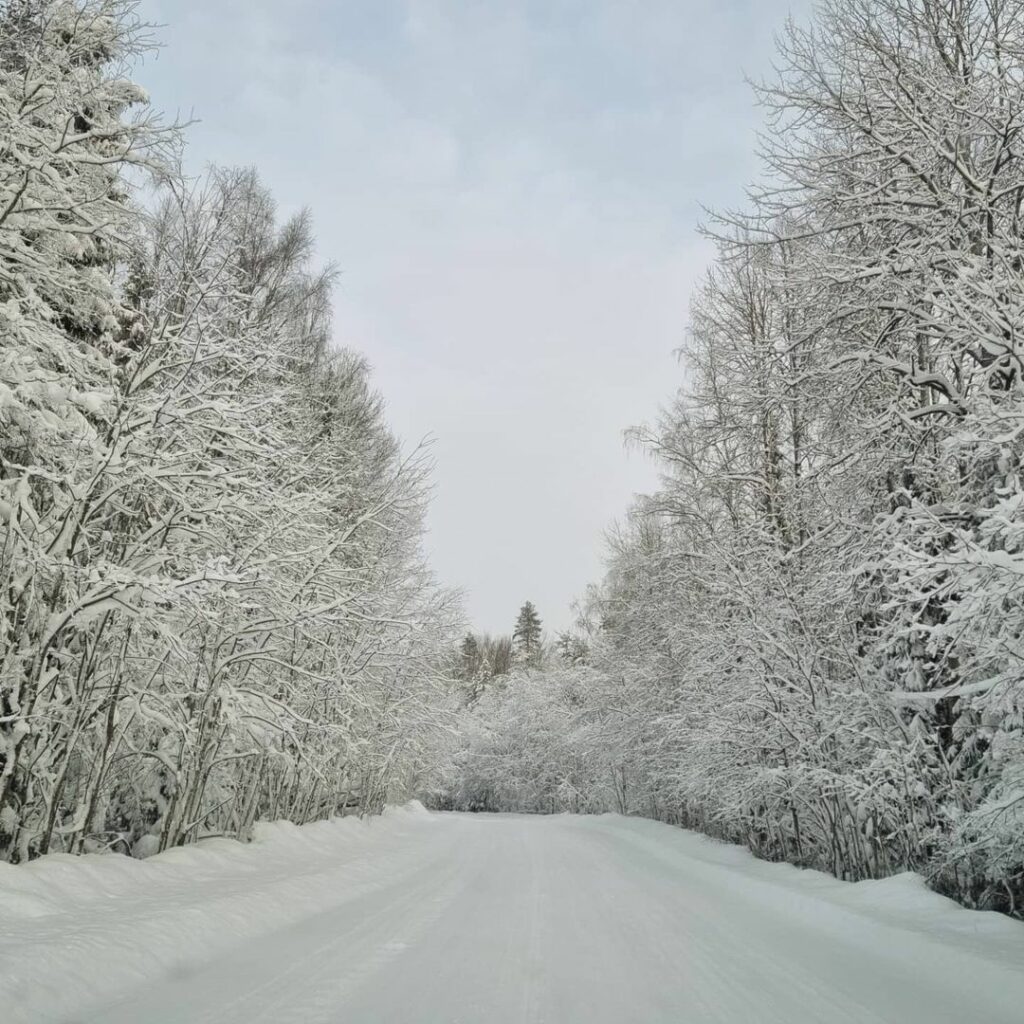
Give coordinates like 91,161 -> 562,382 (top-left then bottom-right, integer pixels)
3,807 -> 1024,1023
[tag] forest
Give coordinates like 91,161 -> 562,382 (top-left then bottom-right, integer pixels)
2,0 -> 1024,922
0,0 -> 459,863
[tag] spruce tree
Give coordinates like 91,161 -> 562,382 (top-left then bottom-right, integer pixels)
459,633 -> 481,681
512,602 -> 542,667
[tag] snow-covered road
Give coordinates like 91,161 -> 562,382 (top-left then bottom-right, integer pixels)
3,807 -> 1024,1023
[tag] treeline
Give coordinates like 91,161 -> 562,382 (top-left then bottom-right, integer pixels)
453,602 -> 589,692
445,0 -> 1024,917
0,0 -> 456,862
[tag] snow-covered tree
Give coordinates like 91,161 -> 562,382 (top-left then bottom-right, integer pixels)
0,0 -> 176,859
0,2 -> 458,862
512,601 -> 543,667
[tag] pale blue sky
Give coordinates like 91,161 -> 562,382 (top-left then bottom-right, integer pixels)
138,0 -> 810,634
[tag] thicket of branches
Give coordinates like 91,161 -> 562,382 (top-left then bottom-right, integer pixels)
0,0 -> 457,862
444,0 -> 1024,917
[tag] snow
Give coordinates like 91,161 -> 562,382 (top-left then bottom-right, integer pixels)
2,808 -> 1023,1024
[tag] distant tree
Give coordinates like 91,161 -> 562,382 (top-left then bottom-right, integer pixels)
485,634 -> 513,677
455,633 -> 512,695
459,633 -> 481,681
555,632 -> 589,666
513,602 -> 543,667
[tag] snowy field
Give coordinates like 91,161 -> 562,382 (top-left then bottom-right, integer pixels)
2,806 -> 1023,1024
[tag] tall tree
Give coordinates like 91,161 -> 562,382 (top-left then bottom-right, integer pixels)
459,634 -> 481,681
0,2 -> 458,862
443,0 -> 1024,918
512,602 -> 543,667
0,0 -> 175,860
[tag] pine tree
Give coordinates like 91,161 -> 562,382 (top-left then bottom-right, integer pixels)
512,602 -> 543,667
459,633 -> 481,681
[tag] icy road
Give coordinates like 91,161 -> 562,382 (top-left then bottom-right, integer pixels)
3,807 -> 1024,1024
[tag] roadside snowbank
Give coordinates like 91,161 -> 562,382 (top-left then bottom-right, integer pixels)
580,814 -> 1024,975
0,804 -> 436,1023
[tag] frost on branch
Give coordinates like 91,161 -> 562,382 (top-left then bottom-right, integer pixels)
0,2 -> 457,863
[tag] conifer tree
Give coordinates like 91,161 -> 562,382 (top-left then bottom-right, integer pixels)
459,633 -> 481,681
512,602 -> 543,667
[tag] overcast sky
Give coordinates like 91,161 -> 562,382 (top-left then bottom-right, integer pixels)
138,0 -> 811,635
